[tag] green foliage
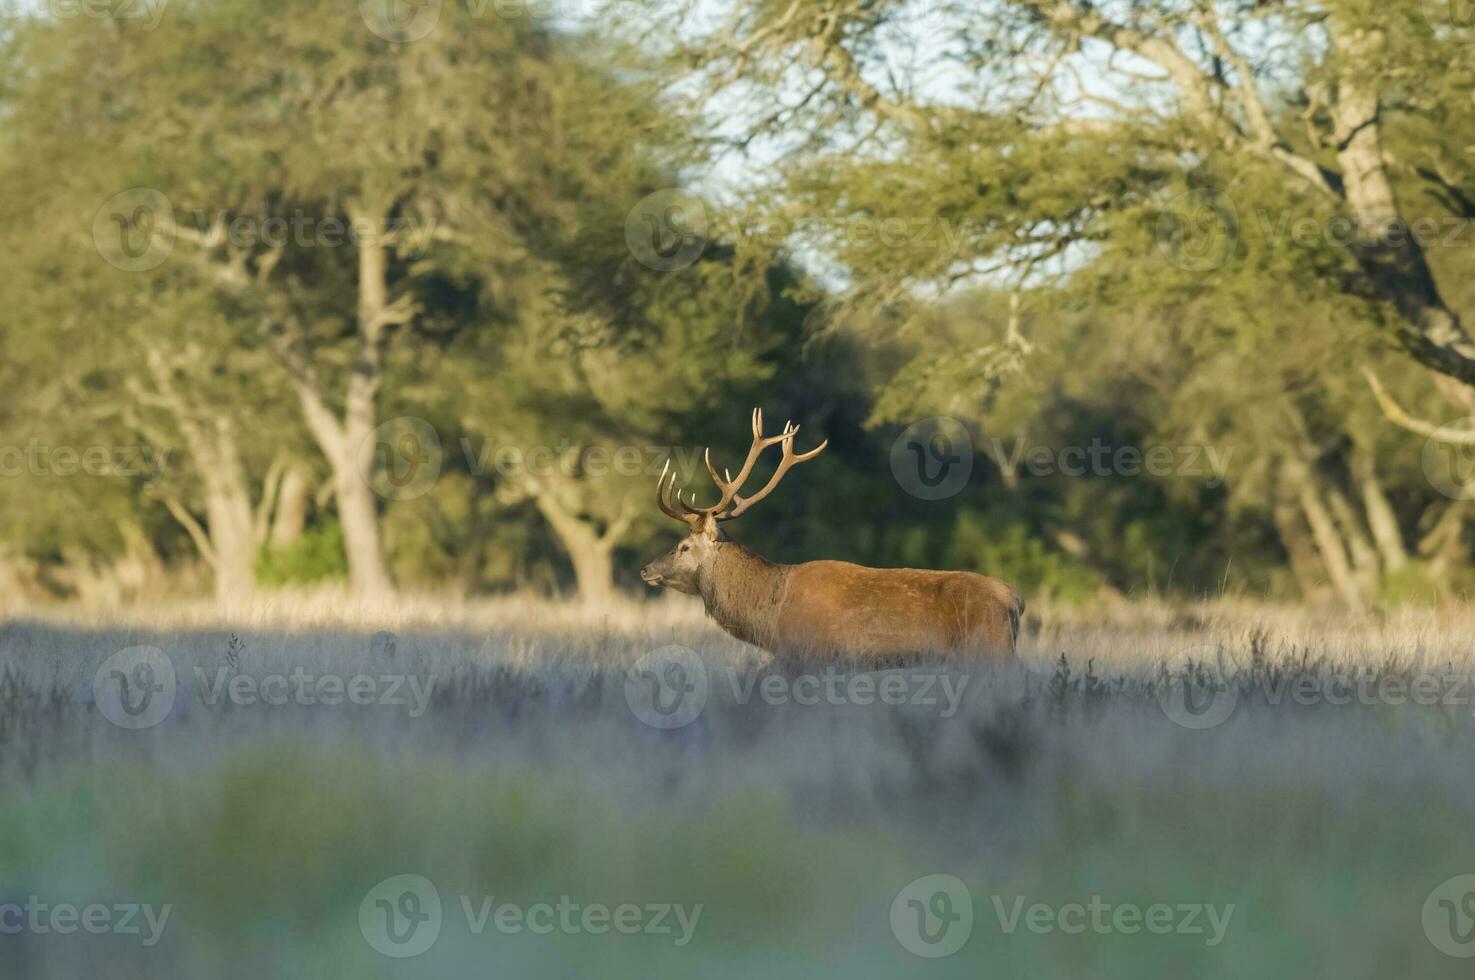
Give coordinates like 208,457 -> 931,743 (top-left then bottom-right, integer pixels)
255,522 -> 348,587
2,0 -> 1474,606
946,514 -> 1101,604
1376,562 -> 1446,609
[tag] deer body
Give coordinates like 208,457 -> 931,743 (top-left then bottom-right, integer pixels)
693,540 -> 1022,659
641,410 -> 1024,661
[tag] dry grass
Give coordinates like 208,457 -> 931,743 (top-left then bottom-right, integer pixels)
3,593 -> 1475,978
20,589 -> 1475,672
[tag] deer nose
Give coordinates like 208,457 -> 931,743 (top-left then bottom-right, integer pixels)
640,566 -> 662,585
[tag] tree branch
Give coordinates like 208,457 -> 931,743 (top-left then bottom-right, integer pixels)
157,492 -> 218,569
1362,367 -> 1475,445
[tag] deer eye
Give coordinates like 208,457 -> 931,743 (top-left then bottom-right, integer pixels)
679,544 -> 690,553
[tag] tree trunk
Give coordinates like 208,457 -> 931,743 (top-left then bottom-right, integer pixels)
154,411 -> 259,601
1272,493 -> 1331,602
565,535 -> 616,605
1324,484 -> 1380,595
141,349 -> 261,601
285,205 -> 400,597
269,465 -> 311,550
1283,457 -> 1364,608
201,417 -> 258,601
338,209 -> 395,595
203,472 -> 256,602
533,494 -> 617,603
458,478 -> 489,595
1328,18 -> 1475,384
1419,499 -> 1468,586
1355,455 -> 1407,572
336,464 -> 393,596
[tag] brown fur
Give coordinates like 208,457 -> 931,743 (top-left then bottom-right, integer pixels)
645,531 -> 1023,662
642,413 -> 1022,661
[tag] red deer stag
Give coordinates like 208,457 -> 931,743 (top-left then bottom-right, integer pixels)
640,410 -> 1023,660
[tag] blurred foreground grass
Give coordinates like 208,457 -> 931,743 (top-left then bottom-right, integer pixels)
3,594 -> 1475,977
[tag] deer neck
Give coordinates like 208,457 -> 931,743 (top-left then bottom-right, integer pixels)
699,541 -> 790,652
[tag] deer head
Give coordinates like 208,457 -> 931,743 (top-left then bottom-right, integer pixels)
640,408 -> 827,594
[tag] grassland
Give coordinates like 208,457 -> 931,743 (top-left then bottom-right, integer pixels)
3,594 -> 1475,978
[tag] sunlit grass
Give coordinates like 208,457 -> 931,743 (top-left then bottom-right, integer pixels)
3,595 -> 1475,977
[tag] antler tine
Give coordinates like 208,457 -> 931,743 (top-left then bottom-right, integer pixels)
687,407 -> 793,515
719,428 -> 829,521
654,460 -> 699,526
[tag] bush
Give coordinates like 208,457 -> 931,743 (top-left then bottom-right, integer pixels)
255,521 -> 349,586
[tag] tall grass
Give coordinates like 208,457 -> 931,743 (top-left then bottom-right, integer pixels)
3,594 -> 1475,977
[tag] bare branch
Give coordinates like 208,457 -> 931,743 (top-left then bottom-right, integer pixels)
157,492 -> 218,569
1362,367 -> 1475,445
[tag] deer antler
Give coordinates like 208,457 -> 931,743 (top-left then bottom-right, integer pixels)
654,408 -> 827,527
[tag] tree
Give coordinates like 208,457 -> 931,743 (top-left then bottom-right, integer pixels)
0,0 -> 710,597
683,0 -> 1475,385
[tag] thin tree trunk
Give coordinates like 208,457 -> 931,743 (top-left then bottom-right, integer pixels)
337,467 -> 392,596
1325,484 -> 1380,594
203,474 -> 256,601
1419,499 -> 1468,586
1355,455 -> 1407,572
269,465 -> 311,550
1272,493 -> 1331,602
198,417 -> 258,601
140,351 -> 260,600
339,207 -> 395,596
459,478 -> 488,595
1283,457 -> 1364,608
282,205 -> 402,597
